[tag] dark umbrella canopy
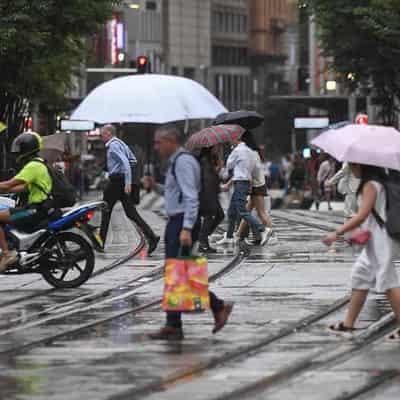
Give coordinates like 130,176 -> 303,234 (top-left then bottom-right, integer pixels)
213,110 -> 264,130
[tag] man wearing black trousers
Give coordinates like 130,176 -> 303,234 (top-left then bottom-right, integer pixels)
99,125 -> 159,255
148,124 -> 233,340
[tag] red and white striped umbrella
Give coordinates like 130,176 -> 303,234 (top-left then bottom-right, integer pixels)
186,124 -> 245,151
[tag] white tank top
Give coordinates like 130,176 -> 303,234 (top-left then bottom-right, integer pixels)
252,151 -> 266,188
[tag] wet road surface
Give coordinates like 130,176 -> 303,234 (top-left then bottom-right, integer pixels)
0,198 -> 398,399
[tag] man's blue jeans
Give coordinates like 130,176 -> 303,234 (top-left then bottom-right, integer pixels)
227,181 -> 264,240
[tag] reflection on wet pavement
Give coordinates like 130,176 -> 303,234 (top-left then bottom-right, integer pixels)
0,208 -> 398,399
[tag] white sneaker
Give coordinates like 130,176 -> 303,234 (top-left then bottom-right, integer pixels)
268,234 -> 279,245
261,228 -> 273,246
216,233 -> 235,245
209,233 -> 223,243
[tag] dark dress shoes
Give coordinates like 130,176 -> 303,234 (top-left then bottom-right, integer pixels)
212,302 -> 234,334
148,236 -> 160,255
148,326 -> 184,341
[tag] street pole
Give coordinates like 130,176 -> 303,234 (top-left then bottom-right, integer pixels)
348,93 -> 357,122
308,15 -> 318,144
309,15 -> 317,98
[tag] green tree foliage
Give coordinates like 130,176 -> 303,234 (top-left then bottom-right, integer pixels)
306,0 -> 400,124
0,0 -> 117,152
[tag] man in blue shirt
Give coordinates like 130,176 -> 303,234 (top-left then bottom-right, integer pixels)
148,124 -> 233,340
99,125 -> 159,254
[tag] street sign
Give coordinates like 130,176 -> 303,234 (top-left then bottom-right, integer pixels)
294,117 -> 329,129
60,120 -> 95,131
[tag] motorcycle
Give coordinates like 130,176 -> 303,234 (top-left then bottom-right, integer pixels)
1,198 -> 106,288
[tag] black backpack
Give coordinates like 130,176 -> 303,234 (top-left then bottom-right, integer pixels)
31,159 -> 77,208
372,176 -> 400,241
172,152 -> 219,217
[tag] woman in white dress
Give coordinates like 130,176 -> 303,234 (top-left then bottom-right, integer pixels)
323,164 -> 400,339
317,153 -> 336,210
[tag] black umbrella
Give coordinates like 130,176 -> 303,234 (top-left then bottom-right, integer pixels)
213,110 -> 264,130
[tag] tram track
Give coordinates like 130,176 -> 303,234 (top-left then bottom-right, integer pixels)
330,371 -> 399,400
106,215 -> 398,400
4,210 -> 391,400
0,220 -> 147,310
0,210 -> 231,343
0,240 -> 249,356
110,298 -> 398,400
206,314 -> 398,400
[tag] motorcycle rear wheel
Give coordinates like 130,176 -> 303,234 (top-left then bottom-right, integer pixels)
41,231 -> 94,288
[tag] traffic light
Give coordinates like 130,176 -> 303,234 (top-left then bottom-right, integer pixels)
24,116 -> 33,131
137,55 -> 150,74
297,67 -> 309,92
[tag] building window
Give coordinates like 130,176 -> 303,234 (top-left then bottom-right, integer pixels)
234,14 -> 240,33
212,46 -> 249,66
146,1 -> 157,11
218,12 -> 224,31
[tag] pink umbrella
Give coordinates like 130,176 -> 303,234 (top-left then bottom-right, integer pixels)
186,124 -> 245,151
311,124 -> 400,171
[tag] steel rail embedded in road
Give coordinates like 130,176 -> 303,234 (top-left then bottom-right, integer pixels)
330,371 -> 399,400
107,216 -> 398,400
0,239 -> 248,357
207,314 -> 398,400
108,295 -> 351,400
0,225 -> 147,327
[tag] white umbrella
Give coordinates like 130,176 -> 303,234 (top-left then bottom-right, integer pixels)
71,74 -> 228,124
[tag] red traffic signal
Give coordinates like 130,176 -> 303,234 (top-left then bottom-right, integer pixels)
137,55 -> 150,74
24,117 -> 33,131
355,113 -> 368,125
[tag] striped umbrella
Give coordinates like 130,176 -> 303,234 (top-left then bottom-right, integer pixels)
186,124 -> 245,151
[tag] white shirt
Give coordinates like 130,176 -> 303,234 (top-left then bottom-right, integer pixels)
226,143 -> 256,181
317,160 -> 335,184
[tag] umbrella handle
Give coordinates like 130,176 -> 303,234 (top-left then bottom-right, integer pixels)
184,119 -> 189,135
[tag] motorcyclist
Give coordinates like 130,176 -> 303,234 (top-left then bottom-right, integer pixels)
0,132 -> 52,271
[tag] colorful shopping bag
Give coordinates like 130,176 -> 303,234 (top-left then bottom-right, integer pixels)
162,255 -> 210,312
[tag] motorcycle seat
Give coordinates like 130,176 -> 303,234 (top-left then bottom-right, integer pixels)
14,209 -> 62,234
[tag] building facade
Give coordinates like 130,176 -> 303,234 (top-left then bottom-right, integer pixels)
163,0 -> 211,85
208,0 -> 252,111
249,0 -> 299,96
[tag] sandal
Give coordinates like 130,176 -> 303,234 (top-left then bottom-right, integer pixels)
329,321 -> 355,333
386,328 -> 400,342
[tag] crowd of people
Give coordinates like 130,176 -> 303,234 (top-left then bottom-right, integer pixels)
114,119 -> 400,342
0,113 -> 399,342
260,150 -> 339,211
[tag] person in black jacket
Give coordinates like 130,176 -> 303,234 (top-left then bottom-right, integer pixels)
198,147 -> 225,253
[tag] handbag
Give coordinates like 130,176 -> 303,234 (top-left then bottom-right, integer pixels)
162,252 -> 210,312
346,229 -> 371,245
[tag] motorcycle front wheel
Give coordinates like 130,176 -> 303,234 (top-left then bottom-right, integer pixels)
40,231 -> 95,288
